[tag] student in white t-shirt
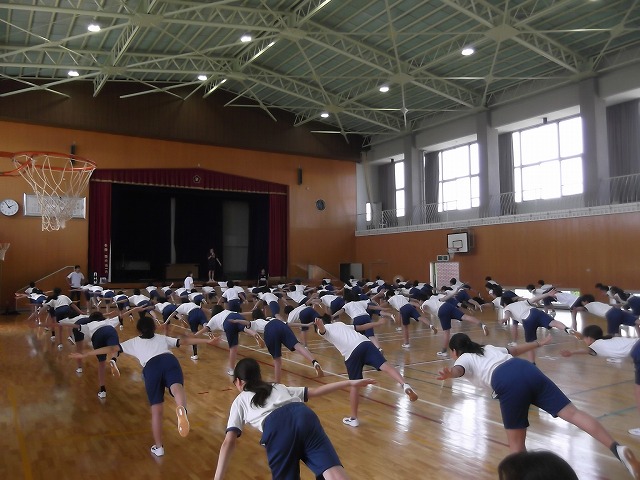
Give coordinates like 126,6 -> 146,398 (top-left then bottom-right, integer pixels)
437,332 -> 640,479
69,314 -> 219,458
67,265 -> 85,306
578,294 -> 640,335
561,324 -> 640,437
313,316 -> 418,428
213,357 -> 375,480
184,271 -> 195,291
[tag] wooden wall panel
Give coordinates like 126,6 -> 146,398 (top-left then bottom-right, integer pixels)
355,212 -> 640,295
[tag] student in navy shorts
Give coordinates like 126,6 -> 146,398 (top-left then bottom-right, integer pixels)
437,333 -> 640,479
213,357 -> 375,480
70,314 -> 219,457
261,311 -> 323,382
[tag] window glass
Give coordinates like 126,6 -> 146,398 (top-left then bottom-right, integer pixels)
512,116 -> 582,203
394,162 -> 405,190
561,157 -> 583,195
437,143 -> 479,211
521,123 -> 558,165
395,190 -> 405,217
470,143 -> 479,175
559,117 -> 583,158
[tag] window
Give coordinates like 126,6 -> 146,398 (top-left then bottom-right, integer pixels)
394,161 -> 405,217
438,143 -> 479,211
513,117 -> 583,201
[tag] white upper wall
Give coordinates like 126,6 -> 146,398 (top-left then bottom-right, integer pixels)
366,61 -> 640,160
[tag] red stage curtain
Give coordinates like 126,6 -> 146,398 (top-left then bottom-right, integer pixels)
268,192 -> 288,277
89,168 -> 287,279
88,181 -> 112,280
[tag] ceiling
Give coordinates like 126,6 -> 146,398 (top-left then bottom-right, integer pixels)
1,0 -> 639,147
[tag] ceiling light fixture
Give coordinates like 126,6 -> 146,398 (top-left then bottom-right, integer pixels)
461,47 -> 475,56
379,85 -> 390,93
320,112 -> 329,118
68,70 -> 79,77
240,34 -> 252,43
87,23 -> 101,32
198,74 -> 207,81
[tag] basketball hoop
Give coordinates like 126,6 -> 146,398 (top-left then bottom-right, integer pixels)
0,243 -> 9,261
12,152 -> 96,231
447,247 -> 459,259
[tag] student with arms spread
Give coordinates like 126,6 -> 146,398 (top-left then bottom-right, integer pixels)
437,332 -> 640,479
213,357 -> 374,480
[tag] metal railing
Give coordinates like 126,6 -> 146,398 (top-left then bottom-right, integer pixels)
357,173 -> 640,233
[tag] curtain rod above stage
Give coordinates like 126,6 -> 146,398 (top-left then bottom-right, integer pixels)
91,168 -> 287,195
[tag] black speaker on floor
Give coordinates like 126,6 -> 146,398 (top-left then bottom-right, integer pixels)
297,167 -> 303,185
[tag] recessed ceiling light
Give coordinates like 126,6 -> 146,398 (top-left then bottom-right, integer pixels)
379,85 -> 390,93
198,74 -> 207,81
87,23 -> 101,32
240,34 -> 252,43
68,70 -> 79,77
320,112 -> 329,118
461,47 -> 475,56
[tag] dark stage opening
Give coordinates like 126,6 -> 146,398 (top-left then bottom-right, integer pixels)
110,184 -> 269,283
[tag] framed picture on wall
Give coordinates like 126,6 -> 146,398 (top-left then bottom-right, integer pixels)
23,194 -> 86,219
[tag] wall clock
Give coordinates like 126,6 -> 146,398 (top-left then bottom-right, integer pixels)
0,198 -> 19,216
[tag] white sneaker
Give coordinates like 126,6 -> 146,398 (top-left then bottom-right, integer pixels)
436,350 -> 449,357
150,445 -> 164,457
313,361 -> 324,377
430,324 -> 438,334
607,358 -> 623,364
109,359 -> 120,377
119,324 -> 124,330
342,417 -> 359,427
97,391 -> 107,399
616,445 -> 640,479
190,355 -> 198,361
629,428 -> 640,436
67,335 -> 76,345
481,324 -> 489,336
226,368 -> 234,376
75,367 -> 83,374
401,343 -> 410,349
50,335 -> 56,342
403,383 -> 418,402
507,342 -> 517,347
57,344 -> 63,351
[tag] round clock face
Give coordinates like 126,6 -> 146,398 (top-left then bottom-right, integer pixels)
0,199 -> 19,216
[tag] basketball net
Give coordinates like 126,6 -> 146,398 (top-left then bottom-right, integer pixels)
0,243 -> 9,261
12,152 -> 96,231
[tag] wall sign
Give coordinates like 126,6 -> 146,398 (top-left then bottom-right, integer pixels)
23,194 -> 86,219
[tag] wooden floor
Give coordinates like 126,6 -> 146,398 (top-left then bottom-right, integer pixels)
1,306 -> 639,479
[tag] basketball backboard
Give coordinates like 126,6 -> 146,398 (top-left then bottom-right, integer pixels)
447,232 -> 469,253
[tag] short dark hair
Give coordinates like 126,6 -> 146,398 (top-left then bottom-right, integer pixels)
498,451 -> 578,480
137,314 -> 156,339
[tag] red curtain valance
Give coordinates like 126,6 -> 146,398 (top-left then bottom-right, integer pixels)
91,168 -> 287,194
